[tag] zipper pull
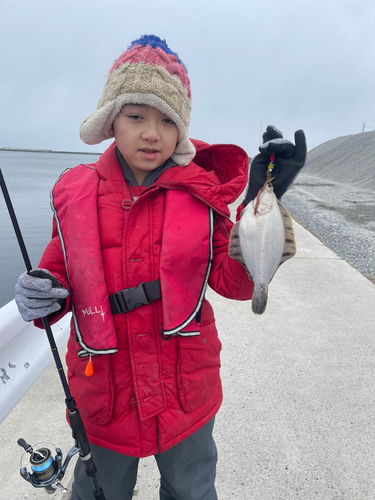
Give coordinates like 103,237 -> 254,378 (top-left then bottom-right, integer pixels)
85,354 -> 94,377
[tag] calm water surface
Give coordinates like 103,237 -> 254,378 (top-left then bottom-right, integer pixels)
0,151 -> 100,308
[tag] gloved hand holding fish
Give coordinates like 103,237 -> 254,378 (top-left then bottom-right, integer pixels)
244,125 -> 307,204
229,125 -> 307,314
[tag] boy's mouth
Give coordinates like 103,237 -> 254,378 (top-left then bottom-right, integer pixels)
139,148 -> 160,159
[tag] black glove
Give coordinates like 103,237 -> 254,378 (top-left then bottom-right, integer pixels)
244,125 -> 307,205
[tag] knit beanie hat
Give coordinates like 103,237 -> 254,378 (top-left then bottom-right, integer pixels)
80,35 -> 195,166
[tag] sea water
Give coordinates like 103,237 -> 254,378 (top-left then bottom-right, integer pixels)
0,150 -> 101,308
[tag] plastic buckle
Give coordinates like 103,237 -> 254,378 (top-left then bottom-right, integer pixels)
116,283 -> 150,313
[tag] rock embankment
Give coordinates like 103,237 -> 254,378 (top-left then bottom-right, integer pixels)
303,130 -> 375,190
282,130 -> 375,282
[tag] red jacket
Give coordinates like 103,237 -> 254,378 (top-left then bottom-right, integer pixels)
37,140 -> 253,457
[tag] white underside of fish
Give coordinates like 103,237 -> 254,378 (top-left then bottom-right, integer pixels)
229,184 -> 296,314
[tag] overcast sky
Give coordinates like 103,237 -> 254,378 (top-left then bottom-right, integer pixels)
1,0 -> 374,157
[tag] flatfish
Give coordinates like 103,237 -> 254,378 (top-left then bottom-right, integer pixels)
229,182 -> 296,314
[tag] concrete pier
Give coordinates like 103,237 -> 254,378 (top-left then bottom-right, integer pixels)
1,219 -> 374,499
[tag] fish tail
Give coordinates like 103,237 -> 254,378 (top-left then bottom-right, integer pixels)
252,283 -> 268,315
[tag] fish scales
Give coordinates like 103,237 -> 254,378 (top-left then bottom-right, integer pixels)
229,183 -> 296,314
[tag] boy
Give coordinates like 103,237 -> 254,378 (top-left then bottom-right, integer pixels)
15,35 -> 306,499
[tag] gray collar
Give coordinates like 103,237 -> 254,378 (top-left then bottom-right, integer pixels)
116,148 -> 177,187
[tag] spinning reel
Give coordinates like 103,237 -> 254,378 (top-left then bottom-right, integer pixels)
18,438 -> 79,495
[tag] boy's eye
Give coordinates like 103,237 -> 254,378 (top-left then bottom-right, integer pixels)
163,118 -> 175,125
128,114 -> 142,120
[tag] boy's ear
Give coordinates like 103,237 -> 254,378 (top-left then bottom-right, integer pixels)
108,127 -> 114,137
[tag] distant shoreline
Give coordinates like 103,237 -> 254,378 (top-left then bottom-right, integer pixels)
0,147 -> 102,155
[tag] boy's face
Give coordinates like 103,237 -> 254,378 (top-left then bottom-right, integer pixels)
110,104 -> 179,185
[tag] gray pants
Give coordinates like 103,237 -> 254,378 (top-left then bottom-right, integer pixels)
70,417 -> 217,500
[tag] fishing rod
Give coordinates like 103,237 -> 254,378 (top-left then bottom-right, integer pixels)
0,168 -> 106,499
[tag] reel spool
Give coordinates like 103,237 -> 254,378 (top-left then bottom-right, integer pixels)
28,446 -> 56,483
18,438 -> 79,494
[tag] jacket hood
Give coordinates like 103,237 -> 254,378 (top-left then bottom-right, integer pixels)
156,139 -> 249,217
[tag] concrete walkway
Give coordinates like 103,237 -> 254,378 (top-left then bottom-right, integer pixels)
1,218 -> 375,499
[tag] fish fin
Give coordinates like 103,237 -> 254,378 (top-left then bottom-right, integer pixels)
252,283 -> 268,315
228,221 -> 254,280
277,200 -> 296,265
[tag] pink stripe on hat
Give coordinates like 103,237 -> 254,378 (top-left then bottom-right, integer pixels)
109,45 -> 191,98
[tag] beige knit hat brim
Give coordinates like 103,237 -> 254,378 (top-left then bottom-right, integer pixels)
80,93 -> 195,166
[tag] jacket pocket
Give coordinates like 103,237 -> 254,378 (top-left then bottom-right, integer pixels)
66,337 -> 115,425
177,317 -> 222,412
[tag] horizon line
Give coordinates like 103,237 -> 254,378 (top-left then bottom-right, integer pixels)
0,147 -> 102,156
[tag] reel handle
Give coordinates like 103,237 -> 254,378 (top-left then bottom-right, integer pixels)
18,439 -> 33,453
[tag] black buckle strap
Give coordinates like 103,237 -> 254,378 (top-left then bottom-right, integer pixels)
109,280 -> 161,315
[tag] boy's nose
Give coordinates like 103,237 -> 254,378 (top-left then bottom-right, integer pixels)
142,122 -> 160,142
